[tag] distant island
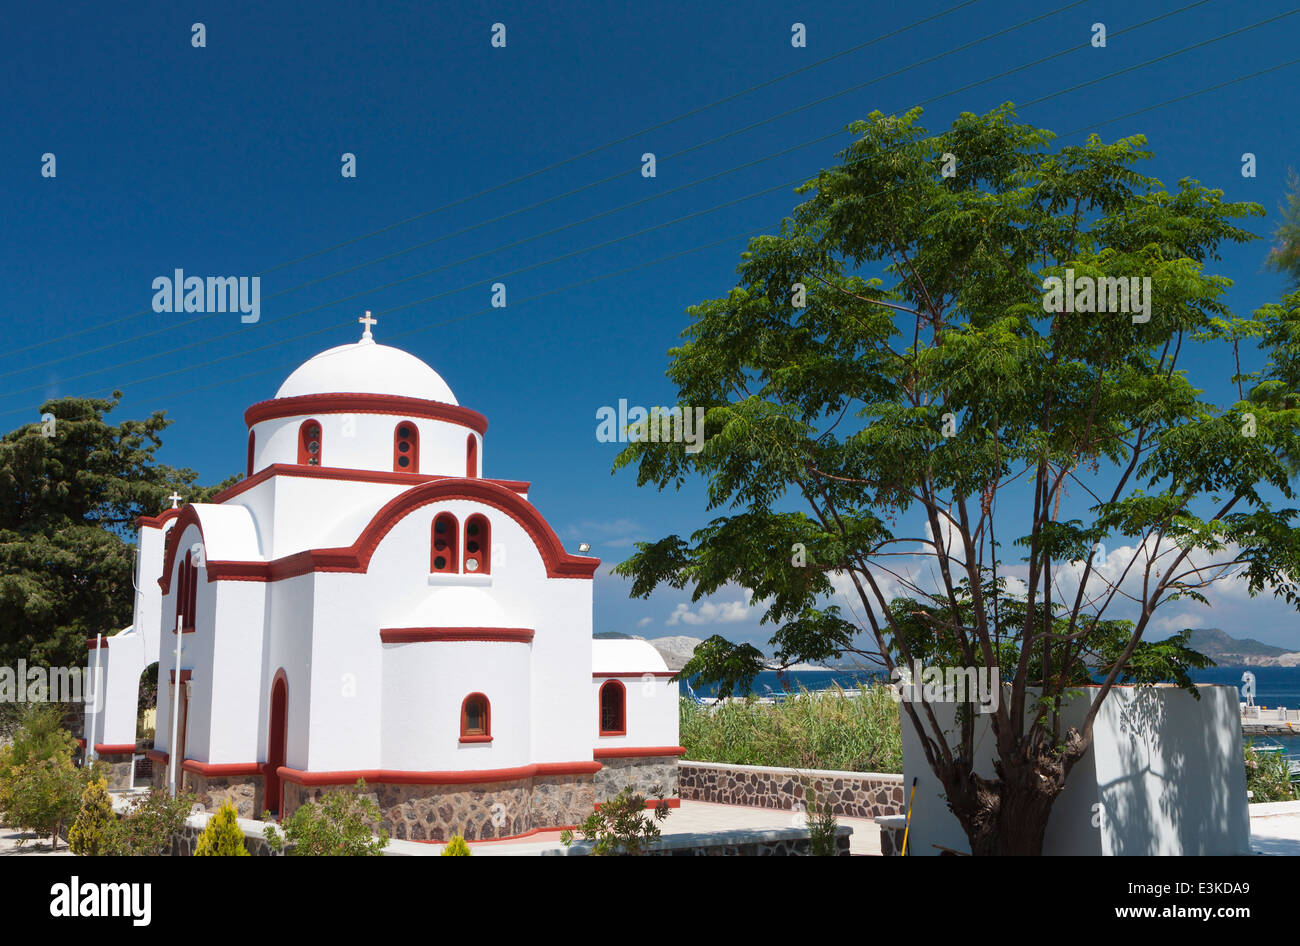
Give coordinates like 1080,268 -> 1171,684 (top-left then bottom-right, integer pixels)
594,632 -> 829,673
1184,628 -> 1300,667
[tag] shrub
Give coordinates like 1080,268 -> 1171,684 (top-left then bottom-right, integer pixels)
264,779 -> 388,856
68,777 -> 115,855
1244,741 -> 1298,803
679,683 -> 902,773
560,784 -> 670,856
0,703 -> 79,820
5,757 -> 85,849
194,801 -> 249,856
102,788 -> 196,856
803,783 -> 839,856
441,833 -> 471,856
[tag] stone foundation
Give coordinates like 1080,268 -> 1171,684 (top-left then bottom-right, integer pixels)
595,755 -> 680,803
283,772 -> 596,843
189,772 -> 264,819
95,753 -> 135,791
679,761 -> 905,818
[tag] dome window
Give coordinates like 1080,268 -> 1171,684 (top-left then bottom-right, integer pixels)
297,420 -> 323,467
464,514 -> 491,574
393,422 -> 419,473
431,513 -> 459,574
466,434 -> 478,478
247,431 -> 255,476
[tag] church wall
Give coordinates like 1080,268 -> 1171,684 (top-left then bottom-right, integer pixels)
268,476 -> 408,559
205,579 -> 269,763
251,413 -> 479,481
591,675 -> 680,751
266,573 -> 318,772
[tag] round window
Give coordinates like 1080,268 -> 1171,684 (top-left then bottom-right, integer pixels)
398,456 -> 410,467
434,555 -> 447,570
466,559 -> 479,572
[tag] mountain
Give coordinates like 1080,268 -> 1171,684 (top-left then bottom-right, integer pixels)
1185,628 -> 1300,666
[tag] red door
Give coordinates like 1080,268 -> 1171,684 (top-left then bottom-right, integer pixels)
265,676 -> 287,816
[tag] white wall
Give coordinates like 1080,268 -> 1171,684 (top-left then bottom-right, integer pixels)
591,676 -> 679,749
251,413 -> 480,480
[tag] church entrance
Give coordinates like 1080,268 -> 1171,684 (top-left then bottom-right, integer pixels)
266,675 -> 288,816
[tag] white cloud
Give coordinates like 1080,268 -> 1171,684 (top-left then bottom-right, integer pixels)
666,597 -> 752,626
636,616 -> 653,628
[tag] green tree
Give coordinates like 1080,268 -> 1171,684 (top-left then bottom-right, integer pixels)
5,757 -> 86,849
0,394 -> 237,669
614,104 -> 1300,855
0,703 -> 79,817
68,777 -> 115,855
194,801 -> 250,856
440,833 -> 471,855
1266,167 -> 1300,289
263,779 -> 388,856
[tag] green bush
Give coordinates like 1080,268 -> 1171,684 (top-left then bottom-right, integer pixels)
68,777 -> 115,855
5,757 -> 85,849
194,801 -> 249,856
0,703 -> 79,818
679,683 -> 903,773
440,833 -> 471,856
102,789 -> 196,856
804,782 -> 839,856
264,779 -> 388,856
560,785 -> 670,856
1244,741 -> 1298,803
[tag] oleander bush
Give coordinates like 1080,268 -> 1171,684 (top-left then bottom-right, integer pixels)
1244,741 -> 1298,803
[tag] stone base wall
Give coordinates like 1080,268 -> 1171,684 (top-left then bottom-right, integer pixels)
595,755 -> 680,803
189,772 -> 264,819
283,772 -> 596,843
679,761 -> 905,818
96,754 -> 135,791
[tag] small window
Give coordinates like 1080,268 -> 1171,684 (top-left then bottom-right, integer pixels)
431,513 -> 459,574
460,693 -> 491,742
466,434 -> 478,478
247,431 -> 255,476
599,681 -> 626,736
393,422 -> 419,473
297,419 -> 323,466
464,514 -> 490,574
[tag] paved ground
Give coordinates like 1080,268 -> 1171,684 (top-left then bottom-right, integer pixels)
1245,800 -> 1300,855
0,828 -> 73,856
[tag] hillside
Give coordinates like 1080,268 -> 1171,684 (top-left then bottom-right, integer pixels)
1185,628 -> 1300,667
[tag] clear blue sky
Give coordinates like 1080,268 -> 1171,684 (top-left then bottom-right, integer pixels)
3,0 -> 1298,647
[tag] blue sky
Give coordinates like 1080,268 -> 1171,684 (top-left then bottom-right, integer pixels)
3,0 -> 1299,649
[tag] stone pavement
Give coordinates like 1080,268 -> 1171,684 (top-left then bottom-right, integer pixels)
0,827 -> 74,856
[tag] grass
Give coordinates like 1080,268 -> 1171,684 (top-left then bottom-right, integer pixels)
679,683 -> 903,774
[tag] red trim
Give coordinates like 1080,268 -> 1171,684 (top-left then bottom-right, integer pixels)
380,627 -> 534,644
466,433 -> 478,478
464,513 -> 490,575
85,636 -> 109,650
593,746 -> 685,759
245,393 -> 488,436
393,421 -> 419,474
146,749 -> 170,765
210,463 -> 530,505
267,670 -> 289,816
431,512 -> 459,574
181,760 -> 264,777
169,669 -> 193,684
93,743 -> 137,755
247,431 -> 256,477
277,761 -> 602,787
297,418 -> 323,466
598,680 -> 626,736
76,738 -> 87,749
137,507 -> 183,529
160,480 -> 599,591
593,672 -> 676,679
460,692 -> 491,741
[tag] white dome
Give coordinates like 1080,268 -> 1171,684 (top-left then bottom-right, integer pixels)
275,340 -> 458,405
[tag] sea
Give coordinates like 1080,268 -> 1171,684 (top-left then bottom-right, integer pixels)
686,665 -> 1300,760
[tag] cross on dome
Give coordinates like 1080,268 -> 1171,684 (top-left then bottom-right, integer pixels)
359,310 -> 377,342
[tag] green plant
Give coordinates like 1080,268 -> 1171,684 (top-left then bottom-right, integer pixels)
803,782 -> 839,856
560,785 -> 670,856
68,777 -> 115,855
263,779 -> 388,856
441,833 -> 471,856
102,788 -> 196,856
1244,741 -> 1298,803
4,757 -> 86,849
194,801 -> 249,856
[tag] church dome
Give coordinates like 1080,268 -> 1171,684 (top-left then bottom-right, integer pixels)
275,339 -> 458,405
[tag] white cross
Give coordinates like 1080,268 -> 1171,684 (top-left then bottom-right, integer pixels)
168,492 -> 183,509
359,310 -> 377,340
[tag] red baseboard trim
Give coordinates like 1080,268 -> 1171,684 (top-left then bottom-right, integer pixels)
93,743 -> 137,755
593,746 -> 684,759
277,760 -> 602,787
181,760 -> 265,778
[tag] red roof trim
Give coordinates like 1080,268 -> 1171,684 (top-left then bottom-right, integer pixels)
160,479 -> 599,591
181,760 -> 263,777
210,463 -> 529,505
244,393 -> 488,436
380,627 -> 535,644
85,636 -> 109,651
593,671 -> 677,679
93,743 -> 137,755
137,506 -> 183,529
146,749 -> 169,765
276,760 -> 601,787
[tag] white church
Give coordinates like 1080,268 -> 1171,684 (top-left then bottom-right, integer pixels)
83,316 -> 681,842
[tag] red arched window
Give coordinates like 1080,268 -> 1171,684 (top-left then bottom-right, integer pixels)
176,552 -> 189,633
297,419 -> 323,466
460,693 -> 491,743
466,434 -> 478,478
247,431 -> 256,476
599,680 -> 626,736
179,550 -> 197,633
431,513 -> 459,574
464,514 -> 490,574
393,421 -> 419,473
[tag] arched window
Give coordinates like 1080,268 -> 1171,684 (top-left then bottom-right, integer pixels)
466,434 -> 478,478
431,513 -> 459,574
393,422 -> 419,473
460,693 -> 491,742
599,680 -> 626,736
464,514 -> 490,574
247,431 -> 256,476
176,552 -> 189,632
297,419 -> 323,467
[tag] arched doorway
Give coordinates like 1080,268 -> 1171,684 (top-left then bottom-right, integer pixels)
265,674 -> 288,817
